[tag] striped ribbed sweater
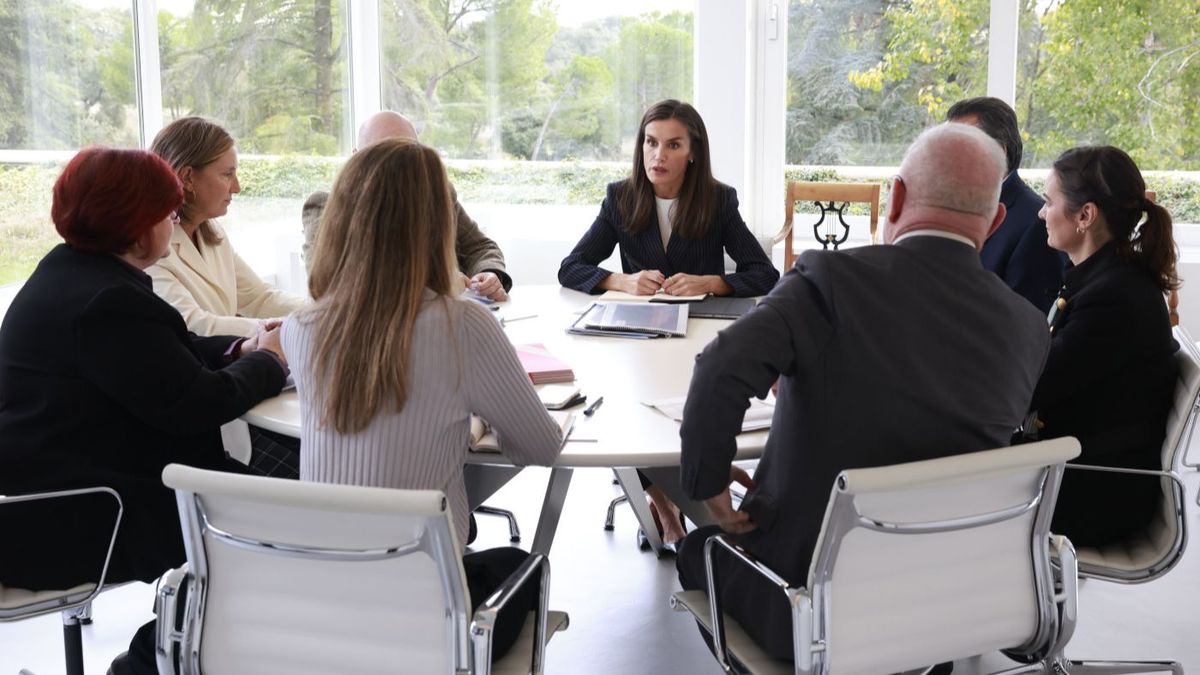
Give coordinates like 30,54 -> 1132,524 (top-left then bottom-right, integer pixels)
282,291 -> 563,547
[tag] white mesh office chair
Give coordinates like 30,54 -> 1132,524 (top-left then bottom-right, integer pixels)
671,438 -> 1082,675
0,487 -> 123,675
1043,326 -> 1200,674
155,464 -> 567,675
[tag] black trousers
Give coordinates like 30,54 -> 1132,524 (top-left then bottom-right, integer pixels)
676,525 -> 796,661
122,546 -> 539,672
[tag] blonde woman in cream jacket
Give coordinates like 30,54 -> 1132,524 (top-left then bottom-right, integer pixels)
149,117 -> 307,338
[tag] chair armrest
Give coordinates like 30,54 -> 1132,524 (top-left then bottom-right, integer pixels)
154,564 -> 191,675
471,552 -> 551,675
1045,534 -> 1078,660
0,487 -> 123,618
1063,464 -> 1186,507
703,535 -> 811,672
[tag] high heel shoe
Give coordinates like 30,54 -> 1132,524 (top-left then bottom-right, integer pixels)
636,501 -> 687,555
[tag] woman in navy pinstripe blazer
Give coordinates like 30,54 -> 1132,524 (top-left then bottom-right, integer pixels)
558,100 -> 779,299
558,101 -> 779,549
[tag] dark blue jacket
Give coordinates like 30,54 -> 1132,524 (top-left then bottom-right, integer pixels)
981,171 -> 1068,313
558,182 -> 779,297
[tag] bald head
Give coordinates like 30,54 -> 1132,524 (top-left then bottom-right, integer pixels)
357,111 -> 417,150
885,123 -> 1008,246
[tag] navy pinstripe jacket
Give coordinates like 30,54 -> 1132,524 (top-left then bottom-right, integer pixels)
557,181 -> 779,296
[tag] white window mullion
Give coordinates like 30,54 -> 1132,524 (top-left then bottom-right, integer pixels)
987,0 -> 1019,105
132,0 -> 164,147
347,0 -> 382,148
695,0 -> 749,212
750,0 -> 788,243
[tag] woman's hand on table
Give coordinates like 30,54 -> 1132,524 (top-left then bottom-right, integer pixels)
662,273 -> 731,297
606,270 -> 666,295
240,323 -> 287,367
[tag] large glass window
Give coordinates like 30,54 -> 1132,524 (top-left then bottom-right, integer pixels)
0,0 -> 137,286
786,0 -> 990,166
1016,0 -> 1200,171
379,0 -> 694,283
155,0 -> 354,281
158,0 -> 353,156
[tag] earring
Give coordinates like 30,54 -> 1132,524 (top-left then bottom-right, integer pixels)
688,158 -> 694,164
1076,227 -> 1085,234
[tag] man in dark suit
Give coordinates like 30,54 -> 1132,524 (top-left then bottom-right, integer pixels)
675,123 -> 1051,660
302,111 -> 512,300
947,96 -> 1067,313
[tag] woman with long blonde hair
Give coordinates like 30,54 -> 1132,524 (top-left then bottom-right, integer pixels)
282,138 -> 563,659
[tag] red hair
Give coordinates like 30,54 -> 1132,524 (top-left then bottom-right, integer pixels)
52,147 -> 184,254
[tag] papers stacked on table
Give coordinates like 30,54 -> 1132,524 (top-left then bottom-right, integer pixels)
643,395 -> 775,433
567,302 -> 688,339
469,410 -> 575,453
597,290 -> 707,303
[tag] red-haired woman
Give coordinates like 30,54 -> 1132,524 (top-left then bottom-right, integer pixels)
0,148 -> 287,673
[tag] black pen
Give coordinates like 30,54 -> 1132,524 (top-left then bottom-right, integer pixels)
583,396 -> 604,416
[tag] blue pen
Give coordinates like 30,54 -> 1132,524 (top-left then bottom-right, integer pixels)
583,396 -> 604,416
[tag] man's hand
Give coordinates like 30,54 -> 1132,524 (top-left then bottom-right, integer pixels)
459,273 -> 472,290
703,466 -> 758,534
470,272 -> 508,301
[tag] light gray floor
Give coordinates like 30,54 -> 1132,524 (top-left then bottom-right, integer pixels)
3,463 -> 1199,674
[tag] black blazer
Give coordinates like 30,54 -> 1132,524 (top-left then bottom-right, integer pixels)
1033,242 -> 1177,546
980,172 -> 1068,313
0,245 -> 286,589
557,182 -> 779,296
680,236 -> 1049,659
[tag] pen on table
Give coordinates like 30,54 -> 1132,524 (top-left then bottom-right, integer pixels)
583,396 -> 604,416
499,313 -> 537,327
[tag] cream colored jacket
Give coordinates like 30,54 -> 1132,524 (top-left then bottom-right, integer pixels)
150,223 -> 308,337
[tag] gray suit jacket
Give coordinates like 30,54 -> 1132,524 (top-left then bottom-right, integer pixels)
301,186 -> 511,290
680,234 -> 1049,658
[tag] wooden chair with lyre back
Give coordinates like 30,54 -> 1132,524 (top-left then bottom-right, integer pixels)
773,181 -> 881,271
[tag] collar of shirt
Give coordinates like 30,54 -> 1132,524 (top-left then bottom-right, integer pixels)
892,229 -> 976,248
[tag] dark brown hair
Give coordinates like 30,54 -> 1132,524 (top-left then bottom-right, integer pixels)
1053,146 -> 1179,291
946,96 -> 1023,174
619,100 -> 721,240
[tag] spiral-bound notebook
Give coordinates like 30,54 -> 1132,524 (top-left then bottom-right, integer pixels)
570,302 -> 689,338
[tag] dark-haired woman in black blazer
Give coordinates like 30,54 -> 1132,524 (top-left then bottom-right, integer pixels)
558,100 -> 778,299
558,100 -> 779,548
1033,145 -> 1179,547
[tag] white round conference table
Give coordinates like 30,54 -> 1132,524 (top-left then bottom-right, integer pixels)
244,285 -> 768,554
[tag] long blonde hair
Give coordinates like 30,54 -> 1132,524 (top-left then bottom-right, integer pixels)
306,139 -> 457,433
149,116 -> 233,246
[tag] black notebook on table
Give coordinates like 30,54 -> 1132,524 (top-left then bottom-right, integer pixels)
687,296 -> 756,320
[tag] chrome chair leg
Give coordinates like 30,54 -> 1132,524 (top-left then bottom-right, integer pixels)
604,495 -> 628,531
1055,658 -> 1183,674
61,605 -> 88,675
475,506 -> 521,542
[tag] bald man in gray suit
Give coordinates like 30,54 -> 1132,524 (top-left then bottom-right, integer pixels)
676,123 -> 1051,660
